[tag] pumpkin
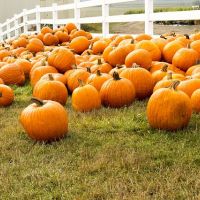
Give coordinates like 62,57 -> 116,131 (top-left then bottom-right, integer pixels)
72,81 -> 101,112
172,48 -> 199,71
0,49 -> 11,61
0,78 -> 4,84
40,73 -> 68,85
135,34 -> 152,42
69,36 -> 90,54
27,38 -> 44,53
31,65 -> 58,87
55,30 -> 69,43
20,98 -> 68,141
152,64 -> 169,83
147,81 -> 192,131
65,23 -> 77,33
151,37 -> 168,52
41,26 -> 53,35
67,68 -> 91,92
15,58 -> 32,77
87,70 -> 112,91
33,74 -> 68,105
190,40 -> 200,58
125,49 -> 152,69
90,59 -> 112,74
48,47 -> 76,73
191,89 -> 200,113
120,65 -> 154,99
92,40 -> 109,54
103,45 -> 132,67
43,33 -> 59,46
100,72 -> 135,108
135,40 -> 161,61
0,63 -> 25,86
163,40 -> 184,63
109,64 -> 126,76
177,78 -> 200,97
0,84 -> 14,106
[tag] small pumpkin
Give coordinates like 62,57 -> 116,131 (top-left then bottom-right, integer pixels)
87,70 -> 112,91
0,84 -> 14,106
191,89 -> 200,113
27,38 -> 44,53
72,81 -> 101,112
100,72 -> 135,108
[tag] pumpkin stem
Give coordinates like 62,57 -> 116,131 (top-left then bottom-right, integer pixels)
167,72 -> 173,80
87,67 -> 91,73
160,35 -> 167,40
86,50 -> 91,55
161,64 -> 168,72
78,79 -> 85,87
72,64 -> 77,69
196,59 -> 200,65
48,74 -> 54,81
170,32 -> 176,37
31,97 -> 44,106
97,59 -> 102,65
170,80 -> 180,90
113,71 -> 121,80
184,34 -> 190,39
0,92 -> 2,98
131,39 -> 134,44
96,70 -> 101,76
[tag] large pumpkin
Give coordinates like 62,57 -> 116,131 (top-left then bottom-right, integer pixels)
20,98 -> 68,141
0,63 -> 25,86
191,89 -> 200,113
0,84 -> 14,106
100,72 -> 135,108
72,82 -> 101,112
147,81 -> 192,131
48,47 -> 76,73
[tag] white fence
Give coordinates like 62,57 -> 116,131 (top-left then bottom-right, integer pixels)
0,0 -> 200,40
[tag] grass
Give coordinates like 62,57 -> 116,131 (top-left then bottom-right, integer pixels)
1,83 -> 200,199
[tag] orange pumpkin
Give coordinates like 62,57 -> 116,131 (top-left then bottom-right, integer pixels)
120,65 -> 154,99
33,74 -> 68,105
0,63 -> 25,86
15,59 -> 32,77
27,38 -> 44,53
72,82 -> 101,112
48,47 -> 76,73
147,81 -> 192,131
20,98 -> 68,141
172,48 -> 199,71
191,89 -> 200,112
100,72 -> 135,108
43,33 -> 59,46
90,59 -> 112,74
125,49 -> 152,69
87,70 -> 112,91
69,36 -> 90,54
0,84 -> 14,106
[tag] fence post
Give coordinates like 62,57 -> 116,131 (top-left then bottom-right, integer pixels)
52,3 -> 58,29
145,0 -> 153,35
23,9 -> 28,34
0,24 -> 2,41
6,19 -> 11,39
102,0 -> 109,37
36,5 -> 41,33
14,14 -> 19,38
74,0 -> 80,29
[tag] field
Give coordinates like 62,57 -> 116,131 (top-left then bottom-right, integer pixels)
1,83 -> 200,199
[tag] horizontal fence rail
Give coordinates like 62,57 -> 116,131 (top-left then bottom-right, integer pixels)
0,0 -> 200,41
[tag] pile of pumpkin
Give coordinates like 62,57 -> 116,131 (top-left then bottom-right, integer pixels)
1,23 -> 200,141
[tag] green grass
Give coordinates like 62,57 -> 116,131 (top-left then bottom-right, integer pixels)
1,83 -> 200,199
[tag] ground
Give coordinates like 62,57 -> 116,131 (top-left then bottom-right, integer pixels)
0,83 -> 200,199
